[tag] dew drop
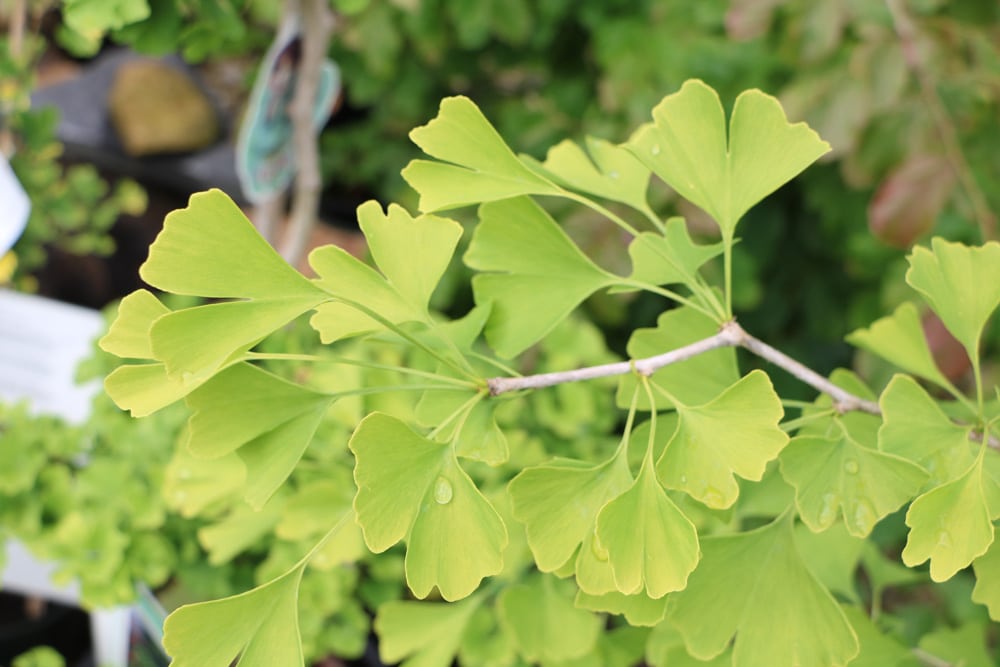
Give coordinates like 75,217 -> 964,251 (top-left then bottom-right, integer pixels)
844,459 -> 859,474
650,145 -> 661,156
609,171 -> 620,179
679,474 -> 688,484
433,476 -> 453,505
818,492 -> 838,526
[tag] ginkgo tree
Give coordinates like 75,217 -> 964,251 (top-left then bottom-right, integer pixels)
100,79 -> 1000,666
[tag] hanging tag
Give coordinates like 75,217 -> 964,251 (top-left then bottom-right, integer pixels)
0,154 -> 30,255
236,12 -> 342,203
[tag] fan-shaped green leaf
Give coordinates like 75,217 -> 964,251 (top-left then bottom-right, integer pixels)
905,239 -> 1000,364
405,453 -> 507,600
150,298 -> 322,380
103,362 -> 204,417
99,289 -> 168,359
357,201 -> 463,313
164,448 -> 245,518
627,79 -> 830,236
902,449 -> 996,582
794,523 -> 864,603
308,243 -> 417,343
574,589 -> 667,627
526,137 -> 651,211
375,595 -> 483,667
402,96 -> 561,211
656,370 -> 787,509
846,303 -> 950,389
161,559 -> 306,667
839,605 -> 911,667
622,218 -> 724,290
508,452 -> 632,572
465,196 -> 616,357
878,374 -> 974,484
779,432 -> 927,537
595,460 -> 700,597
666,514 -> 859,667
350,413 -> 506,600
971,538 -> 1000,620
617,306 -> 739,410
185,363 -> 332,459
140,189 -> 322,300
498,575 -> 601,663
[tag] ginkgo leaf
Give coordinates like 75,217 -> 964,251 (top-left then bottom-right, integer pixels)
794,523 -> 864,603
375,595 -> 483,667
574,589 -> 668,627
595,459 -> 700,597
465,196 -> 617,358
525,136 -> 652,211
140,189 -> 320,300
627,79 -> 830,236
405,454 -> 507,600
971,538 -> 1000,620
497,575 -> 601,663
134,190 -> 327,380
779,432 -> 927,537
622,218 -> 725,290
349,413 -> 506,600
415,389 -> 508,465
103,362 -> 205,417
357,201 -> 463,314
198,500 -> 284,565
666,513 -> 859,667
905,238 -> 1000,364
878,374 -> 975,484
902,449 -> 996,582
99,289 -> 169,359
646,624 -> 733,667
162,560 -> 306,667
182,363 -> 333,508
617,306 -> 739,410
164,448 -> 245,518
185,363 -> 332,459
308,242 -> 416,340
508,452 -> 632,572
656,370 -> 787,509
150,296 -> 323,381
839,605 -> 912,667
846,303 -> 951,389
402,96 -> 562,211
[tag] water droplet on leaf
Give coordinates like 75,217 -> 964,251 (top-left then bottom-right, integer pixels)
433,476 -> 453,505
844,459 -> 859,474
651,145 -> 661,156
679,474 -> 688,484
609,171 -> 620,179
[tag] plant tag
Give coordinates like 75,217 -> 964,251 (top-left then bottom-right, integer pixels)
0,154 -> 30,254
0,290 -> 103,424
236,11 -> 342,203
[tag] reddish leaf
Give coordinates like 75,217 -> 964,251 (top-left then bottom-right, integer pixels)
869,155 -> 955,249
922,311 -> 972,382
